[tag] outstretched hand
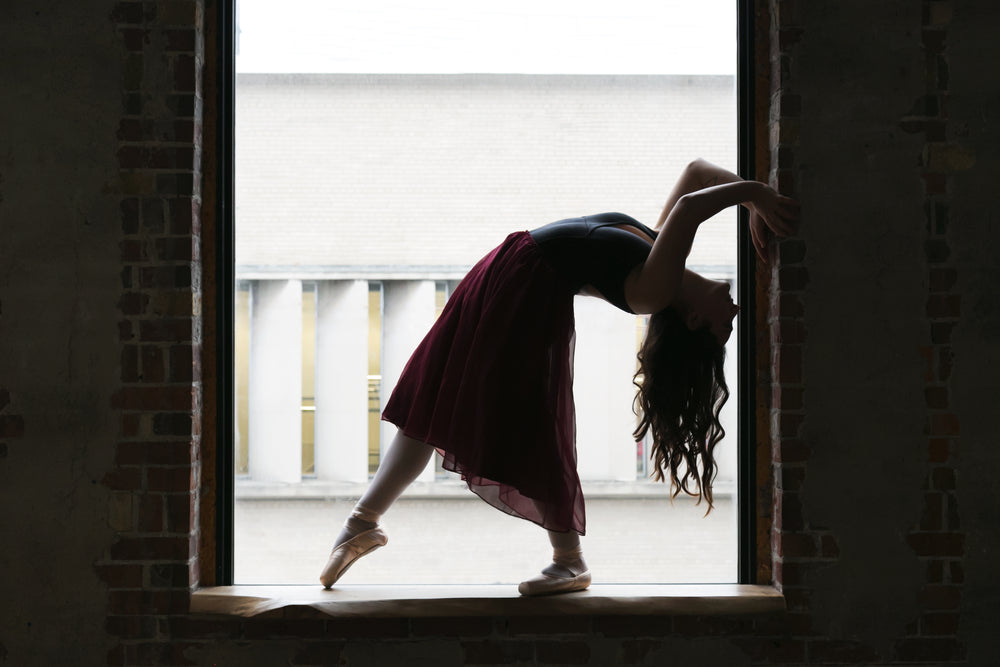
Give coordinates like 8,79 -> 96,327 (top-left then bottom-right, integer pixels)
748,184 -> 800,263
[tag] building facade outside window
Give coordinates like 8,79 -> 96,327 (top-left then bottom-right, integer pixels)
233,0 -> 741,585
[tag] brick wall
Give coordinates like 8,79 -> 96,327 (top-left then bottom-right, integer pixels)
3,0 -> 999,664
101,1 -> 206,663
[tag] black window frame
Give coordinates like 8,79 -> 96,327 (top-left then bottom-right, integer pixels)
215,0 -> 758,586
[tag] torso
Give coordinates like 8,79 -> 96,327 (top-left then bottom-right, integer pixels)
529,213 -> 658,314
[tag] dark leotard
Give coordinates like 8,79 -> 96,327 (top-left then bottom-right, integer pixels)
529,212 -> 658,313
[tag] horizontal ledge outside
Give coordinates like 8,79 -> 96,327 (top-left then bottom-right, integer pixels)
191,584 -> 784,619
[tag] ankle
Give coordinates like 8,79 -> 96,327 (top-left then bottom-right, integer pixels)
344,515 -> 377,535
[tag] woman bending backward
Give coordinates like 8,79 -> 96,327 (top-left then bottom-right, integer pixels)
319,159 -> 799,595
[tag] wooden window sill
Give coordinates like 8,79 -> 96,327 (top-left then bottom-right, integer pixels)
191,584 -> 784,618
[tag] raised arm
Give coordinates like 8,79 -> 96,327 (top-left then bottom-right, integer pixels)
628,169 -> 798,314
655,158 -> 749,230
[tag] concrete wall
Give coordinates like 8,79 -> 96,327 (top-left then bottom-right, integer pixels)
1,1 -> 998,666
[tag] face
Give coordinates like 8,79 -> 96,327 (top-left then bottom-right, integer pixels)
679,273 -> 740,344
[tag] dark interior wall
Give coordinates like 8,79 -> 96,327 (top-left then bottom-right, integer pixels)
1,1 -> 998,666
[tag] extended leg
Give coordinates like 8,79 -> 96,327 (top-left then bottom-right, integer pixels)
320,432 -> 434,587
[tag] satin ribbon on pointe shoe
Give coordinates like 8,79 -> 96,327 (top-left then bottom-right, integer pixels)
518,547 -> 591,596
319,527 -> 388,589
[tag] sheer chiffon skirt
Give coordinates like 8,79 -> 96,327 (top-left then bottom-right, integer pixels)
382,231 -> 586,534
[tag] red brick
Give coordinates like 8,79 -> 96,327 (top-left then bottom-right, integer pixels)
772,385 -> 803,410
103,466 -> 142,491
774,492 -> 805,532
0,413 -> 25,438
919,492 -> 943,530
168,617 -> 242,640
820,533 -> 840,558
593,615 -> 672,637
140,265 -> 192,289
621,639 -> 657,665
922,611 -> 959,636
754,611 -> 812,636
411,616 -> 492,637
152,412 -> 193,436
777,412 -> 804,439
507,615 -> 591,636
926,559 -> 945,584
730,637 -> 806,663
938,346 -> 954,380
807,639 -> 880,662
122,413 -> 141,437
243,620 -> 327,639
775,532 -> 817,559
774,464 -> 805,491
672,615 -> 755,636
171,199 -> 194,234
113,385 -> 193,410
165,28 -> 196,51
119,319 -> 135,341
109,535 -> 192,561
895,637 -> 964,662
169,344 -> 194,382
110,1 -> 144,24
119,292 -> 148,316
907,532 -> 963,557
777,266 -> 809,291
776,346 -> 802,384
462,639 -> 534,665
774,438 -> 809,465
149,561 -> 191,589
536,639 -> 590,665
928,267 -> 957,291
927,412 -> 960,436
923,172 -> 947,195
778,293 -> 804,317
108,589 -> 191,615
141,345 -> 165,382
137,493 -> 164,531
147,465 -> 194,492
931,321 -> 954,344
155,236 -> 195,261
140,318 -> 193,343
919,584 -> 962,610
324,617 -> 409,639
174,55 -> 197,92
927,294 -> 962,319
932,466 -> 956,490
924,386 -> 948,409
95,563 -> 144,588
106,615 -> 157,639
117,441 -> 193,466
927,437 -> 950,463
292,642 -> 346,665
166,493 -> 195,533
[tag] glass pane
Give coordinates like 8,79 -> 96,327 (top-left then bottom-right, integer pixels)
234,0 -> 738,585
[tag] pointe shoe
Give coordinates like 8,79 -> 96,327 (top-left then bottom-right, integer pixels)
319,527 -> 388,589
518,564 -> 591,597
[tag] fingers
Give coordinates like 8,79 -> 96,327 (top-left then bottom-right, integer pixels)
750,218 -> 768,264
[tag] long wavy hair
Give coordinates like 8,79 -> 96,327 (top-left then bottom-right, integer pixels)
632,306 -> 729,512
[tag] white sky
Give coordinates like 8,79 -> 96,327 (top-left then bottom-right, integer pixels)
236,0 -> 736,75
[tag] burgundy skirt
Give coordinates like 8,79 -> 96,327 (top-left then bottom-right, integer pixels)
382,231 -> 585,534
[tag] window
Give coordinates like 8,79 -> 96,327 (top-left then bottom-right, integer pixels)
222,0 -> 755,586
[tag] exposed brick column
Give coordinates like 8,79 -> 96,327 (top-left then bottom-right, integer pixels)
766,2 -> 846,659
100,1 -> 204,664
899,0 -> 966,662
